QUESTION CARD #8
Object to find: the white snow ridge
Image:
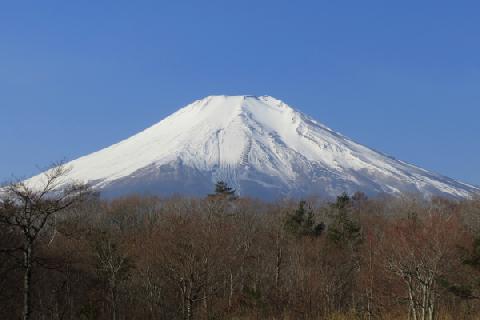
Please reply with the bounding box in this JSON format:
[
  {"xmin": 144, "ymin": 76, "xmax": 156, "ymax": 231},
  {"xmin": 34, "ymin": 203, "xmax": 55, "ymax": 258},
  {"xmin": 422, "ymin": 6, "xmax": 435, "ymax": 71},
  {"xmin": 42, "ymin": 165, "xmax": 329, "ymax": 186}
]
[{"xmin": 27, "ymin": 95, "xmax": 480, "ymax": 199}]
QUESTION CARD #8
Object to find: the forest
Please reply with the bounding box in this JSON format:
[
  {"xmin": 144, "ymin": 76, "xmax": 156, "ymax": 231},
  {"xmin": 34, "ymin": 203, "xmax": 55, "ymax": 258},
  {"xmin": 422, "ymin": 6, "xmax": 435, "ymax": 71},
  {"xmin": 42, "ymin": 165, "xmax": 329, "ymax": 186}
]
[{"xmin": 2, "ymin": 167, "xmax": 480, "ymax": 320}]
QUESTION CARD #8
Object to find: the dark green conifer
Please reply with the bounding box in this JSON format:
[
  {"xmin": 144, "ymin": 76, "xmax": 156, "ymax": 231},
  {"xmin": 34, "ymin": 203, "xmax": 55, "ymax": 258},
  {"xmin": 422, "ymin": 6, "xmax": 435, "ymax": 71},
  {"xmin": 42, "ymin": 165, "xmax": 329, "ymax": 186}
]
[
  {"xmin": 327, "ymin": 193, "xmax": 362, "ymax": 246},
  {"xmin": 284, "ymin": 200, "xmax": 324, "ymax": 237},
  {"xmin": 208, "ymin": 180, "xmax": 237, "ymax": 200}
]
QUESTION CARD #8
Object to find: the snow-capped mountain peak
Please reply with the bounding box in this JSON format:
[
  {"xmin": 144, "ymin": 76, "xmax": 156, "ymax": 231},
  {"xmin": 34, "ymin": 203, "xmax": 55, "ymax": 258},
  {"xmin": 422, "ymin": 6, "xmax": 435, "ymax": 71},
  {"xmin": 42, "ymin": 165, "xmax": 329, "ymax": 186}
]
[{"xmin": 26, "ymin": 95, "xmax": 479, "ymax": 199}]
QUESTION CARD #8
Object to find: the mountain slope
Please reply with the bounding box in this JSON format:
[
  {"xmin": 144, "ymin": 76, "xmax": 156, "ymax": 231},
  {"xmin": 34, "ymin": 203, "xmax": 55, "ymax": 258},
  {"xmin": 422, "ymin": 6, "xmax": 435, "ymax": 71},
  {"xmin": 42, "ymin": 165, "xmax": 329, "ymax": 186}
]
[{"xmin": 27, "ymin": 95, "xmax": 479, "ymax": 199}]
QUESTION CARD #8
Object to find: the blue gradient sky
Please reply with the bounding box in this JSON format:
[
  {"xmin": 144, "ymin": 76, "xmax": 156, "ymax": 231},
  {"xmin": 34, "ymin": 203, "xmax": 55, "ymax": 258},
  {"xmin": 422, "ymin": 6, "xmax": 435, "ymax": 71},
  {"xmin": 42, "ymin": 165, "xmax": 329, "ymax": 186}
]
[{"xmin": 1, "ymin": 1, "xmax": 479, "ymax": 185}]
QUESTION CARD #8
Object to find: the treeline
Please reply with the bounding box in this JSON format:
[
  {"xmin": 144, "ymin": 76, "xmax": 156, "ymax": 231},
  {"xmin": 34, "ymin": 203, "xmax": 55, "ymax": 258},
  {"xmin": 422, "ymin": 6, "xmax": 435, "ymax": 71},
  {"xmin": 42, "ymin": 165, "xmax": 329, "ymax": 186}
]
[{"xmin": 2, "ymin": 178, "xmax": 480, "ymax": 319}]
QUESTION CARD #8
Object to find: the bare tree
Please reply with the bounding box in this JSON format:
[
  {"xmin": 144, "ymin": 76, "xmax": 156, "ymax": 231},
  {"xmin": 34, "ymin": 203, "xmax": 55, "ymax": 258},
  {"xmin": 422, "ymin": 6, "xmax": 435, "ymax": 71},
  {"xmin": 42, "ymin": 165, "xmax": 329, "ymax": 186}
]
[
  {"xmin": 382, "ymin": 210, "xmax": 465, "ymax": 320},
  {"xmin": 92, "ymin": 231, "xmax": 134, "ymax": 320},
  {"xmin": 0, "ymin": 163, "xmax": 90, "ymax": 320}
]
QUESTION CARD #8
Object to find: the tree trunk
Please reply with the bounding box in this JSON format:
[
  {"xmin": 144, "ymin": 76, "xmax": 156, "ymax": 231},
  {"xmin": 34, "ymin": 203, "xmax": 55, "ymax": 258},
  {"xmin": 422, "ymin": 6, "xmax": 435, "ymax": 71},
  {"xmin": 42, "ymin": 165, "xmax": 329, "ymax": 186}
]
[
  {"xmin": 23, "ymin": 243, "xmax": 33, "ymax": 320},
  {"xmin": 275, "ymin": 245, "xmax": 282, "ymax": 290},
  {"xmin": 366, "ymin": 288, "xmax": 372, "ymax": 320},
  {"xmin": 421, "ymin": 283, "xmax": 427, "ymax": 320},
  {"xmin": 111, "ymin": 286, "xmax": 117, "ymax": 320},
  {"xmin": 181, "ymin": 282, "xmax": 193, "ymax": 320},
  {"xmin": 185, "ymin": 298, "xmax": 193, "ymax": 320},
  {"xmin": 407, "ymin": 280, "xmax": 418, "ymax": 320},
  {"xmin": 228, "ymin": 271, "xmax": 233, "ymax": 309},
  {"xmin": 427, "ymin": 280, "xmax": 435, "ymax": 320},
  {"xmin": 203, "ymin": 289, "xmax": 208, "ymax": 319}
]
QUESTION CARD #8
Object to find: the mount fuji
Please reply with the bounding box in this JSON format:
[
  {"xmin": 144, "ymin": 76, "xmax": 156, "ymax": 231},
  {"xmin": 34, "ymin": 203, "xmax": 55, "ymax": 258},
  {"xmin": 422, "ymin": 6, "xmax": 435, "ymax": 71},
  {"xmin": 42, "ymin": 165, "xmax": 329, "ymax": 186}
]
[{"xmin": 27, "ymin": 95, "xmax": 479, "ymax": 199}]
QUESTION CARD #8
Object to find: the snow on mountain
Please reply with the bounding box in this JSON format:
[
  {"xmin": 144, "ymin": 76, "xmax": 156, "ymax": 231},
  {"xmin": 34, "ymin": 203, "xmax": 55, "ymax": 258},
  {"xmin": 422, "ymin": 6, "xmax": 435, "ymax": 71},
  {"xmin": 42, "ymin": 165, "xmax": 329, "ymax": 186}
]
[{"xmin": 26, "ymin": 95, "xmax": 479, "ymax": 199}]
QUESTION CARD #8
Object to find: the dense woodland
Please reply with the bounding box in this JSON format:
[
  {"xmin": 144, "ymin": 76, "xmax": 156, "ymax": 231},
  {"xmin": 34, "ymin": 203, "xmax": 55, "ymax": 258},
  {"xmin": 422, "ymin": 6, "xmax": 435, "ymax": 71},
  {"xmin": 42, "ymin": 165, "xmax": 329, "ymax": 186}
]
[{"xmin": 2, "ymin": 167, "xmax": 480, "ymax": 319}]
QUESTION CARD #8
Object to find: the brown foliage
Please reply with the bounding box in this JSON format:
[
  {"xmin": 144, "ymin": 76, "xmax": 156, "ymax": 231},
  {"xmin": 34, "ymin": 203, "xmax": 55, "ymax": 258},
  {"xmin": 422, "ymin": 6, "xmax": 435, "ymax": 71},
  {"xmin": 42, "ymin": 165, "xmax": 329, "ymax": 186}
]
[{"xmin": 1, "ymin": 191, "xmax": 480, "ymax": 319}]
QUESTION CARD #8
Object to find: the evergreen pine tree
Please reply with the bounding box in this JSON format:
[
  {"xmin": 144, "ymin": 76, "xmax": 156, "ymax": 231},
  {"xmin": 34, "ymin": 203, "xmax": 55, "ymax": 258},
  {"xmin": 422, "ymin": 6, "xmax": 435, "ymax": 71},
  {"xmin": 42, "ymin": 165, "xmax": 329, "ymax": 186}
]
[
  {"xmin": 215, "ymin": 181, "xmax": 235, "ymax": 195},
  {"xmin": 208, "ymin": 180, "xmax": 237, "ymax": 200},
  {"xmin": 327, "ymin": 193, "xmax": 362, "ymax": 246},
  {"xmin": 284, "ymin": 200, "xmax": 324, "ymax": 237}
]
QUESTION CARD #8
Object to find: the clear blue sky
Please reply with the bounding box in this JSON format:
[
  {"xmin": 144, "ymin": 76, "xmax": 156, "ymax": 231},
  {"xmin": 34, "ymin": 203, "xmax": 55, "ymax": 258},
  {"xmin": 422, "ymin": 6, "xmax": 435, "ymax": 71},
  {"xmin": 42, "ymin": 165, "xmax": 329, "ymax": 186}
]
[{"xmin": 1, "ymin": 1, "xmax": 479, "ymax": 185}]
